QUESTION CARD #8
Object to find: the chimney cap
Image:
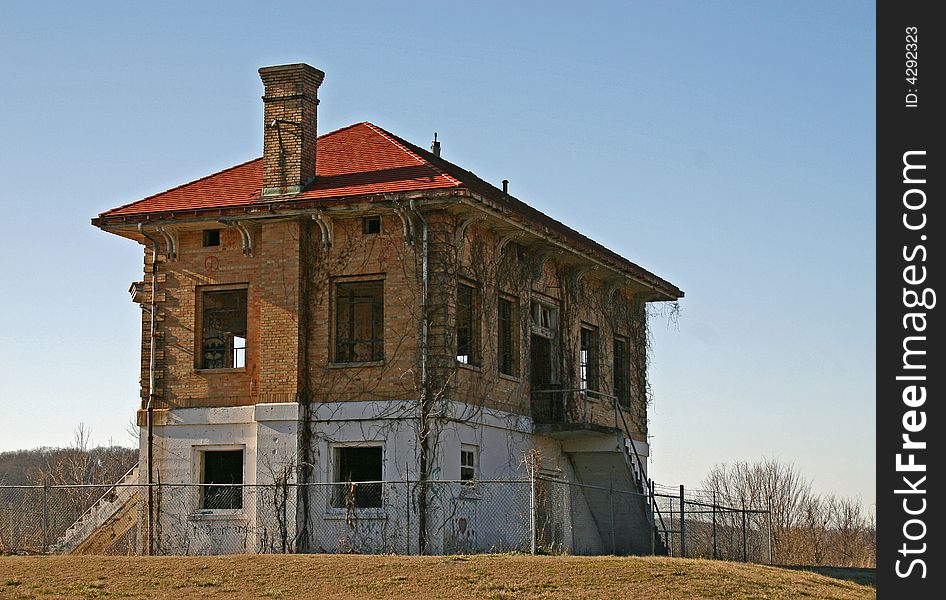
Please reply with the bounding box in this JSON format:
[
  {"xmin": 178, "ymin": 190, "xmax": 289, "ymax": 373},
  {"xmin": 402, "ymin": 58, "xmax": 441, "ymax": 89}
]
[{"xmin": 259, "ymin": 63, "xmax": 325, "ymax": 86}]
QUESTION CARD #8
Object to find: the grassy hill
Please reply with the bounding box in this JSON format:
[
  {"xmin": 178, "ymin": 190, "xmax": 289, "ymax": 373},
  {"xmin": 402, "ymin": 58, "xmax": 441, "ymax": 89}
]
[{"xmin": 0, "ymin": 554, "xmax": 874, "ymax": 599}]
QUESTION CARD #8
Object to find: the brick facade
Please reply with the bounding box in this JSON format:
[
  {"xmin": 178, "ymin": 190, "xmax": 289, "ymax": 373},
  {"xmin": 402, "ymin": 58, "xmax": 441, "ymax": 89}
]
[{"xmin": 136, "ymin": 203, "xmax": 649, "ymax": 441}]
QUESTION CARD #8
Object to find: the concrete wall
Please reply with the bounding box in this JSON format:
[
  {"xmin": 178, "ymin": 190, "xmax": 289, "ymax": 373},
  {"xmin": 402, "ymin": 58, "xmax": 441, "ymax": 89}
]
[{"xmin": 139, "ymin": 403, "xmax": 300, "ymax": 554}]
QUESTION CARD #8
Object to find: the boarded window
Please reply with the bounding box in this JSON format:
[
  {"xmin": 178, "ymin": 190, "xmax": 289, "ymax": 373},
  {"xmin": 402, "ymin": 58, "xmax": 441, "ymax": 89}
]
[
  {"xmin": 201, "ymin": 450, "xmax": 243, "ymax": 510},
  {"xmin": 579, "ymin": 327, "xmax": 599, "ymax": 392},
  {"xmin": 333, "ymin": 446, "xmax": 382, "ymax": 508},
  {"xmin": 456, "ymin": 282, "xmax": 481, "ymax": 365},
  {"xmin": 498, "ymin": 296, "xmax": 520, "ymax": 377},
  {"xmin": 613, "ymin": 337, "xmax": 629, "ymax": 407},
  {"xmin": 200, "ymin": 289, "xmax": 247, "ymax": 369},
  {"xmin": 335, "ymin": 280, "xmax": 384, "ymax": 363}
]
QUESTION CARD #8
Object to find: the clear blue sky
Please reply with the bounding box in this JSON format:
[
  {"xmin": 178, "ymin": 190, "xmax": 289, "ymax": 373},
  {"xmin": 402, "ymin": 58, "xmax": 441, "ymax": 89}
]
[{"xmin": 0, "ymin": 2, "xmax": 875, "ymax": 507}]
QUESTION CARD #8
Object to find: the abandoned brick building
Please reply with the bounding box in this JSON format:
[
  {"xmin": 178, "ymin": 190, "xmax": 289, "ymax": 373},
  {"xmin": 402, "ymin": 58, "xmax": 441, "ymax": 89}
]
[{"xmin": 89, "ymin": 63, "xmax": 683, "ymax": 555}]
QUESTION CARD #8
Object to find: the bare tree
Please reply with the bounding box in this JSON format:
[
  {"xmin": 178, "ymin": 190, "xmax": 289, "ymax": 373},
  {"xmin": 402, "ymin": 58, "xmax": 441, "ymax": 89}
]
[{"xmin": 701, "ymin": 458, "xmax": 875, "ymax": 567}]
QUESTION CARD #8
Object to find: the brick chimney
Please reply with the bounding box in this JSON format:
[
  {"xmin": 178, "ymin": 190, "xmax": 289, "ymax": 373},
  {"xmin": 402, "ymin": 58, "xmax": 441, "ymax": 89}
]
[{"xmin": 259, "ymin": 63, "xmax": 325, "ymax": 197}]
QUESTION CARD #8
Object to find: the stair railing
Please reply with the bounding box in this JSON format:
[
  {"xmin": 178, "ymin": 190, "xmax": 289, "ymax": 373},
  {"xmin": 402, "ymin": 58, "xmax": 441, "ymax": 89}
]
[{"xmin": 62, "ymin": 463, "xmax": 139, "ymax": 535}]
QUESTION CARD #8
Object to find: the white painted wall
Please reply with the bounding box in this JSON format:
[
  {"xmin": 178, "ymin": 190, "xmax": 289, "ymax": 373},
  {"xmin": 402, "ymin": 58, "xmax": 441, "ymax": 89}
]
[
  {"xmin": 136, "ymin": 399, "xmax": 652, "ymax": 555},
  {"xmin": 138, "ymin": 403, "xmax": 300, "ymax": 554}
]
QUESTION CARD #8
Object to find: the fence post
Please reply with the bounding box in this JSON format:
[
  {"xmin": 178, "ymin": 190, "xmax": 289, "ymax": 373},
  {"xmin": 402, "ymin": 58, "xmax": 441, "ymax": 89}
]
[
  {"xmin": 529, "ymin": 457, "xmax": 537, "ymax": 555},
  {"xmin": 609, "ymin": 478, "xmax": 615, "ymax": 555},
  {"xmin": 648, "ymin": 478, "xmax": 655, "ymax": 555},
  {"xmin": 767, "ymin": 496, "xmax": 774, "ymax": 564},
  {"xmin": 41, "ymin": 479, "xmax": 49, "ymax": 554},
  {"xmin": 405, "ymin": 474, "xmax": 411, "ymax": 555},
  {"xmin": 679, "ymin": 484, "xmax": 686, "ymax": 558},
  {"xmin": 712, "ymin": 490, "xmax": 718, "ymax": 560},
  {"xmin": 741, "ymin": 498, "xmax": 748, "ymax": 562}
]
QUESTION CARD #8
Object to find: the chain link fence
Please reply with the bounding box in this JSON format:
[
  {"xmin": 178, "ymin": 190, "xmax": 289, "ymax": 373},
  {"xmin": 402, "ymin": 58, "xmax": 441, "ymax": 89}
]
[
  {"xmin": 1, "ymin": 477, "xmax": 770, "ymax": 561},
  {"xmin": 651, "ymin": 483, "xmax": 772, "ymax": 563}
]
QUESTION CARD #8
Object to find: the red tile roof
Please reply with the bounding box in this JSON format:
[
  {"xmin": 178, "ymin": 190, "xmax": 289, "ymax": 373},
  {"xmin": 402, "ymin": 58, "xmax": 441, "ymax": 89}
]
[
  {"xmin": 99, "ymin": 122, "xmax": 461, "ymax": 217},
  {"xmin": 96, "ymin": 121, "xmax": 682, "ymax": 299}
]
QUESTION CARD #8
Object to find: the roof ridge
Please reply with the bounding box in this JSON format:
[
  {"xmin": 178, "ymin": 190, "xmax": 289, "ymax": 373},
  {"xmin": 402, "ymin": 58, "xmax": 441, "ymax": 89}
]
[
  {"xmin": 317, "ymin": 121, "xmax": 370, "ymax": 139},
  {"xmin": 98, "ymin": 156, "xmax": 263, "ymax": 217},
  {"xmin": 362, "ymin": 122, "xmax": 462, "ymax": 187}
]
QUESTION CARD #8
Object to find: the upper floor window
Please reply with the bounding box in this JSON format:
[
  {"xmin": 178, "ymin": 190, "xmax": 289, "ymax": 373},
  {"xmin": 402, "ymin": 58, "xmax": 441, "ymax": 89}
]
[
  {"xmin": 579, "ymin": 326, "xmax": 599, "ymax": 392},
  {"xmin": 498, "ymin": 296, "xmax": 520, "ymax": 377},
  {"xmin": 200, "ymin": 288, "xmax": 247, "ymax": 369},
  {"xmin": 362, "ymin": 216, "xmax": 382, "ymax": 234},
  {"xmin": 613, "ymin": 336, "xmax": 629, "ymax": 407},
  {"xmin": 456, "ymin": 281, "xmax": 481, "ymax": 366},
  {"xmin": 335, "ymin": 280, "xmax": 384, "ymax": 363},
  {"xmin": 202, "ymin": 229, "xmax": 221, "ymax": 247},
  {"xmin": 531, "ymin": 302, "xmax": 558, "ymax": 338}
]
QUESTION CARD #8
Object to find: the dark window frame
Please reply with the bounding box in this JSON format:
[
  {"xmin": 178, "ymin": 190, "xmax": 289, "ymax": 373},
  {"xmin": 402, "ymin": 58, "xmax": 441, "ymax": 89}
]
[
  {"xmin": 456, "ymin": 281, "xmax": 482, "ymax": 366},
  {"xmin": 334, "ymin": 279, "xmax": 385, "ymax": 364},
  {"xmin": 579, "ymin": 326, "xmax": 599, "ymax": 392},
  {"xmin": 613, "ymin": 336, "xmax": 630, "ymax": 408},
  {"xmin": 332, "ymin": 445, "xmax": 383, "ymax": 509},
  {"xmin": 202, "ymin": 229, "xmax": 221, "ymax": 247},
  {"xmin": 198, "ymin": 286, "xmax": 248, "ymax": 370},
  {"xmin": 362, "ymin": 216, "xmax": 382, "ymax": 235},
  {"xmin": 199, "ymin": 448, "xmax": 244, "ymax": 510},
  {"xmin": 498, "ymin": 295, "xmax": 520, "ymax": 377}
]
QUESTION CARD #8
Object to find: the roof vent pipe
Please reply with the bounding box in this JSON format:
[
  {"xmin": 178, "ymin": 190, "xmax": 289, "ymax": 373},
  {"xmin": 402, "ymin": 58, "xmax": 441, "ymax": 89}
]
[
  {"xmin": 502, "ymin": 179, "xmax": 509, "ymax": 195},
  {"xmin": 430, "ymin": 132, "xmax": 441, "ymax": 157}
]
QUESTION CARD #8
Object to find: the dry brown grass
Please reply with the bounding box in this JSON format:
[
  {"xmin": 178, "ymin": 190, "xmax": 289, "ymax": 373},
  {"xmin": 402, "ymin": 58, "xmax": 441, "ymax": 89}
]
[{"xmin": 0, "ymin": 554, "xmax": 875, "ymax": 599}]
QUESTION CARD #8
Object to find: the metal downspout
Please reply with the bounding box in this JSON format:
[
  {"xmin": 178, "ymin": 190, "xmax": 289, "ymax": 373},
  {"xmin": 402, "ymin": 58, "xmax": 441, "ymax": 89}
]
[
  {"xmin": 409, "ymin": 201, "xmax": 428, "ymax": 394},
  {"xmin": 137, "ymin": 223, "xmax": 159, "ymax": 556},
  {"xmin": 409, "ymin": 200, "xmax": 429, "ymax": 553}
]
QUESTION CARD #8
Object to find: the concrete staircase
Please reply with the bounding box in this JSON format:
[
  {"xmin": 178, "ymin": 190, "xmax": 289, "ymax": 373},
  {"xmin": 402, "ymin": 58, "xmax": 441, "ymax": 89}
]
[
  {"xmin": 55, "ymin": 464, "xmax": 140, "ymax": 554},
  {"xmin": 566, "ymin": 437, "xmax": 668, "ymax": 555}
]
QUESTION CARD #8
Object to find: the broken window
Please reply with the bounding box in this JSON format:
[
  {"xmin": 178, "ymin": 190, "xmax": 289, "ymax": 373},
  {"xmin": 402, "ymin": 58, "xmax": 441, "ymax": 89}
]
[
  {"xmin": 362, "ymin": 216, "xmax": 381, "ymax": 234},
  {"xmin": 200, "ymin": 288, "xmax": 248, "ymax": 369},
  {"xmin": 498, "ymin": 296, "xmax": 520, "ymax": 377},
  {"xmin": 531, "ymin": 302, "xmax": 557, "ymax": 336},
  {"xmin": 333, "ymin": 446, "xmax": 382, "ymax": 509},
  {"xmin": 530, "ymin": 301, "xmax": 560, "ymax": 388},
  {"xmin": 335, "ymin": 280, "xmax": 384, "ymax": 363},
  {"xmin": 579, "ymin": 327, "xmax": 599, "ymax": 392},
  {"xmin": 202, "ymin": 229, "xmax": 221, "ymax": 247},
  {"xmin": 200, "ymin": 449, "xmax": 243, "ymax": 510},
  {"xmin": 460, "ymin": 444, "xmax": 478, "ymax": 485},
  {"xmin": 456, "ymin": 282, "xmax": 481, "ymax": 366},
  {"xmin": 613, "ymin": 336, "xmax": 629, "ymax": 407}
]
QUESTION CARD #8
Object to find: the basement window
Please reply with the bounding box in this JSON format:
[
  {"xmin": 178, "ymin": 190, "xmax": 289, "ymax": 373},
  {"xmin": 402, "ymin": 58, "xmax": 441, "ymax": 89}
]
[
  {"xmin": 200, "ymin": 288, "xmax": 248, "ymax": 369},
  {"xmin": 456, "ymin": 282, "xmax": 481, "ymax": 366},
  {"xmin": 335, "ymin": 280, "xmax": 385, "ymax": 363},
  {"xmin": 497, "ymin": 296, "xmax": 520, "ymax": 377},
  {"xmin": 613, "ymin": 336, "xmax": 630, "ymax": 408},
  {"xmin": 579, "ymin": 326, "xmax": 599, "ymax": 392},
  {"xmin": 332, "ymin": 446, "xmax": 383, "ymax": 509},
  {"xmin": 200, "ymin": 449, "xmax": 243, "ymax": 510},
  {"xmin": 202, "ymin": 229, "xmax": 221, "ymax": 247},
  {"xmin": 460, "ymin": 444, "xmax": 478, "ymax": 484},
  {"xmin": 362, "ymin": 216, "xmax": 382, "ymax": 234}
]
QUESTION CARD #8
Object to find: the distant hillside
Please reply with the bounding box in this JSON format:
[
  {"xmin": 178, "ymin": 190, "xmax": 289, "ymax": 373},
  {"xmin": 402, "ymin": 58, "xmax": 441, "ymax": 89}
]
[{"xmin": 0, "ymin": 445, "xmax": 137, "ymax": 486}]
